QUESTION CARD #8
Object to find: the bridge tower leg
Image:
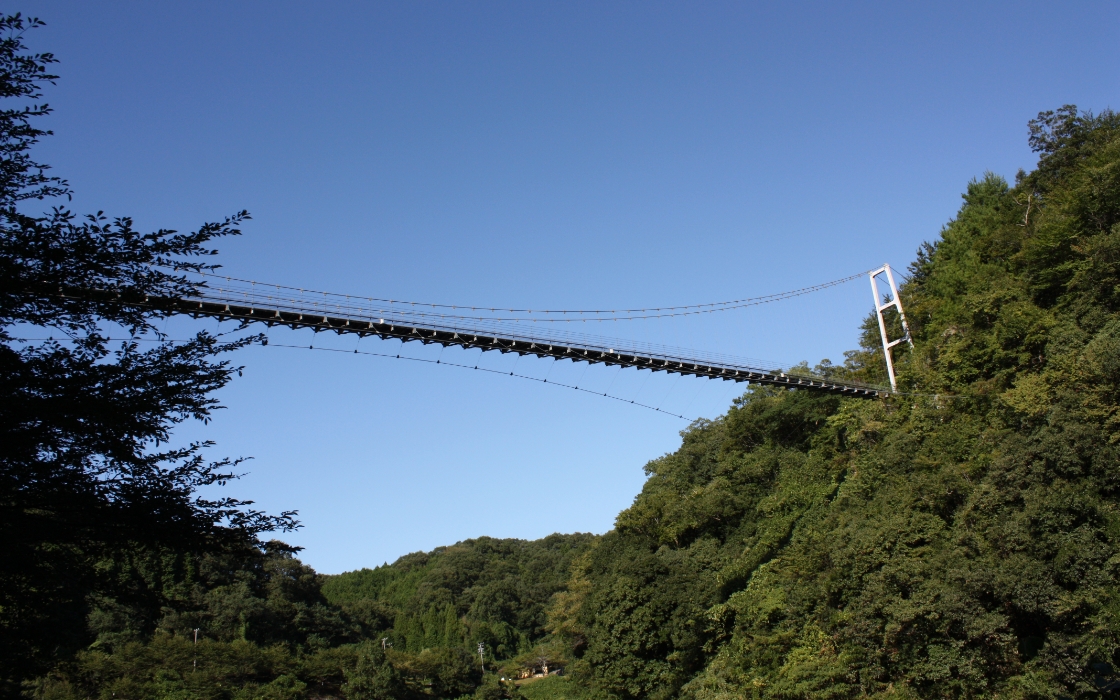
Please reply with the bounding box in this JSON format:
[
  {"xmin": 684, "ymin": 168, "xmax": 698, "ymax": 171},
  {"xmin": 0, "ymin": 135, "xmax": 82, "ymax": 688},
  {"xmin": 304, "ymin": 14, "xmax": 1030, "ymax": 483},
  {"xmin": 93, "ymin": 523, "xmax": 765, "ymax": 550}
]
[{"xmin": 869, "ymin": 263, "xmax": 912, "ymax": 393}]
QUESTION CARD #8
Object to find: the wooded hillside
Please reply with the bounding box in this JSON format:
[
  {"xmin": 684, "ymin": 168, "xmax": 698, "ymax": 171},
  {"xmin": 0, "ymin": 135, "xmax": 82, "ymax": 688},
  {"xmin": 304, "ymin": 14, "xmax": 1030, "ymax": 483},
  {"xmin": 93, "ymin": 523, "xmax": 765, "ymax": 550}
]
[
  {"xmin": 322, "ymin": 534, "xmax": 597, "ymax": 660},
  {"xmin": 556, "ymin": 106, "xmax": 1120, "ymax": 699},
  {"xmin": 7, "ymin": 13, "xmax": 1120, "ymax": 698}
]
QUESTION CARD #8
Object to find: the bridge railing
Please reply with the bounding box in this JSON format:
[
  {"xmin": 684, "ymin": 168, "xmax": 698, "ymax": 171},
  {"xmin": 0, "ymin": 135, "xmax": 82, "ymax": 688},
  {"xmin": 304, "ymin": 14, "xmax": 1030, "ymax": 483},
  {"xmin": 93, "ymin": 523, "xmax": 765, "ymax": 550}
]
[
  {"xmin": 28, "ymin": 283, "xmax": 891, "ymax": 399},
  {"xmin": 179, "ymin": 288, "xmax": 890, "ymax": 399}
]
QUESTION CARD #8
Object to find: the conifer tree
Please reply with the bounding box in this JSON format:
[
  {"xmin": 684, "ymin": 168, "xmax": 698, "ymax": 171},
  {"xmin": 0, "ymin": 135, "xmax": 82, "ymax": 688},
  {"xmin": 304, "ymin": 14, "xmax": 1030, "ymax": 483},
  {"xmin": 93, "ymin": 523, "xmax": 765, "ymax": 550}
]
[{"xmin": 0, "ymin": 14, "xmax": 295, "ymax": 692}]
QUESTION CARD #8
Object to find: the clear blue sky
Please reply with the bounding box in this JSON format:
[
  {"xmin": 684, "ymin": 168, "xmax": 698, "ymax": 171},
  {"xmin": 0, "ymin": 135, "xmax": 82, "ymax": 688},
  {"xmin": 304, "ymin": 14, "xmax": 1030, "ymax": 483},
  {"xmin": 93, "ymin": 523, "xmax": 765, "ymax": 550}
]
[{"xmin": 20, "ymin": 1, "xmax": 1118, "ymax": 573}]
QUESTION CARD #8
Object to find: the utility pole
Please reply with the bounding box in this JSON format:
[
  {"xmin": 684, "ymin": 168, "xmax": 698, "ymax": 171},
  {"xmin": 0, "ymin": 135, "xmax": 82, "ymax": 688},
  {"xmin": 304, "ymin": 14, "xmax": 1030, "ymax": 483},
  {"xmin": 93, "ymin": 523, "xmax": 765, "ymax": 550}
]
[
  {"xmin": 477, "ymin": 642, "xmax": 486, "ymax": 672},
  {"xmin": 868, "ymin": 263, "xmax": 912, "ymax": 392}
]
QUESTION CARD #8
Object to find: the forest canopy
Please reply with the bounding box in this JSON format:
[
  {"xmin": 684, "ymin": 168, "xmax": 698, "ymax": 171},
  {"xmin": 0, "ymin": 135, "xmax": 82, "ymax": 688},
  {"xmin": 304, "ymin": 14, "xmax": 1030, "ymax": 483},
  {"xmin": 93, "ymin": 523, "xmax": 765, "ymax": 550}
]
[
  {"xmin": 5, "ymin": 12, "xmax": 1120, "ymax": 700},
  {"xmin": 559, "ymin": 105, "xmax": 1120, "ymax": 700}
]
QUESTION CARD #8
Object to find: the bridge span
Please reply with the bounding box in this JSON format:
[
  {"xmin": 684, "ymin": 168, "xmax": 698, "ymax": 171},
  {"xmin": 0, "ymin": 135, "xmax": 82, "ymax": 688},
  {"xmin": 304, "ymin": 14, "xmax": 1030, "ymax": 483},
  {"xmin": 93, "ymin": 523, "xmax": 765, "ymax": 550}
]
[{"xmin": 114, "ymin": 284, "xmax": 889, "ymax": 399}]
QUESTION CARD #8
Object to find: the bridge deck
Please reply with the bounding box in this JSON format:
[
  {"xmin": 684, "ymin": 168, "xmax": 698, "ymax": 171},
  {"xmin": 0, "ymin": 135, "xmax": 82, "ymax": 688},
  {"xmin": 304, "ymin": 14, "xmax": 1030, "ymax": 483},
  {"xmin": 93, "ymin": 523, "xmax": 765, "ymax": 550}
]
[
  {"xmin": 34, "ymin": 284, "xmax": 887, "ymax": 398},
  {"xmin": 166, "ymin": 295, "xmax": 888, "ymax": 399}
]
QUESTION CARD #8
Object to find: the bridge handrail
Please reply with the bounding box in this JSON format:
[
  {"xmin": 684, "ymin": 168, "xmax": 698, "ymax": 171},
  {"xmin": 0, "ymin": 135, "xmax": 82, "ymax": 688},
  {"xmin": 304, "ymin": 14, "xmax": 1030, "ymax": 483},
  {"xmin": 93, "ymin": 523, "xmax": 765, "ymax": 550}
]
[{"xmin": 28, "ymin": 284, "xmax": 891, "ymax": 399}]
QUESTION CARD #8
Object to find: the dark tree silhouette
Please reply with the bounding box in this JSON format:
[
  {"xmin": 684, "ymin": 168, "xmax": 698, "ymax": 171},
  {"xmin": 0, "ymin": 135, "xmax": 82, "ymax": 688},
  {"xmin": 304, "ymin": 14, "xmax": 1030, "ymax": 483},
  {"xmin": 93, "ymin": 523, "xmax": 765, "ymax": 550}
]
[{"xmin": 0, "ymin": 14, "xmax": 295, "ymax": 692}]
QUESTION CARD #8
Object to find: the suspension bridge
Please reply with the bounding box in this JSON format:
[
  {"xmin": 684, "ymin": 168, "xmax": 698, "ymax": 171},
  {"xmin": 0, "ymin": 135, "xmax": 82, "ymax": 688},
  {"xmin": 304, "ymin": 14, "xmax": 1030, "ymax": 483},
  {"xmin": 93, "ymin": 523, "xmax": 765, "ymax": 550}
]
[{"xmin": 46, "ymin": 265, "xmax": 912, "ymax": 402}]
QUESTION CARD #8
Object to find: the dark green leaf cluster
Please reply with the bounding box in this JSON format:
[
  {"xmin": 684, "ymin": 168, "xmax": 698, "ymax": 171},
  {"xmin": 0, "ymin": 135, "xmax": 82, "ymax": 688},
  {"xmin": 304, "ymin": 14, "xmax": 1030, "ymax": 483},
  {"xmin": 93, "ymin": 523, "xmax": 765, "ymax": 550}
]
[
  {"xmin": 31, "ymin": 537, "xmax": 594, "ymax": 700},
  {"xmin": 552, "ymin": 107, "xmax": 1120, "ymax": 699},
  {"xmin": 323, "ymin": 534, "xmax": 598, "ymax": 660},
  {"xmin": 0, "ymin": 15, "xmax": 296, "ymax": 694},
  {"xmin": 11, "ymin": 11, "xmax": 1120, "ymax": 699}
]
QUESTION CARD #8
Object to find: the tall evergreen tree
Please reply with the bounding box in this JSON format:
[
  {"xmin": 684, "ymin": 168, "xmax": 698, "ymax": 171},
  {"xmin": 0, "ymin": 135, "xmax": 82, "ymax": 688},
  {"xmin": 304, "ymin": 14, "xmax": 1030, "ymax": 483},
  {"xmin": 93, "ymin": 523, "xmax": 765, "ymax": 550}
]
[{"xmin": 0, "ymin": 14, "xmax": 295, "ymax": 694}]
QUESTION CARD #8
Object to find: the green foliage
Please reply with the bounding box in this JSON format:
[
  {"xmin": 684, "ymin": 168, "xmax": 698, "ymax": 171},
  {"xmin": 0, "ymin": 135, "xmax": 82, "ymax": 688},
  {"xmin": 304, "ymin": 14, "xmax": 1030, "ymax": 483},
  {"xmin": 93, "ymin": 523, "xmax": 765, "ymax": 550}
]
[
  {"xmin": 341, "ymin": 643, "xmax": 407, "ymax": 700},
  {"xmin": 108, "ymin": 542, "xmax": 358, "ymax": 650},
  {"xmin": 31, "ymin": 536, "xmax": 593, "ymax": 699},
  {"xmin": 519, "ymin": 676, "xmax": 600, "ymax": 700},
  {"xmin": 554, "ymin": 106, "xmax": 1120, "ymax": 699},
  {"xmin": 324, "ymin": 534, "xmax": 597, "ymax": 659},
  {"xmin": 474, "ymin": 674, "xmax": 526, "ymax": 700},
  {"xmin": 11, "ymin": 10, "xmax": 1120, "ymax": 698},
  {"xmin": 0, "ymin": 14, "xmax": 295, "ymax": 694},
  {"xmin": 30, "ymin": 636, "xmax": 307, "ymax": 700}
]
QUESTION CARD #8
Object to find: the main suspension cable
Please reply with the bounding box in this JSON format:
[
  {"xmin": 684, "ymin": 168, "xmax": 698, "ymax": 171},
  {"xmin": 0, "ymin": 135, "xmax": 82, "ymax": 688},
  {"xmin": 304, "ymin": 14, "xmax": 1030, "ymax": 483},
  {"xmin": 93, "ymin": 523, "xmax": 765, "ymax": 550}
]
[{"xmin": 181, "ymin": 268, "xmax": 871, "ymax": 323}]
